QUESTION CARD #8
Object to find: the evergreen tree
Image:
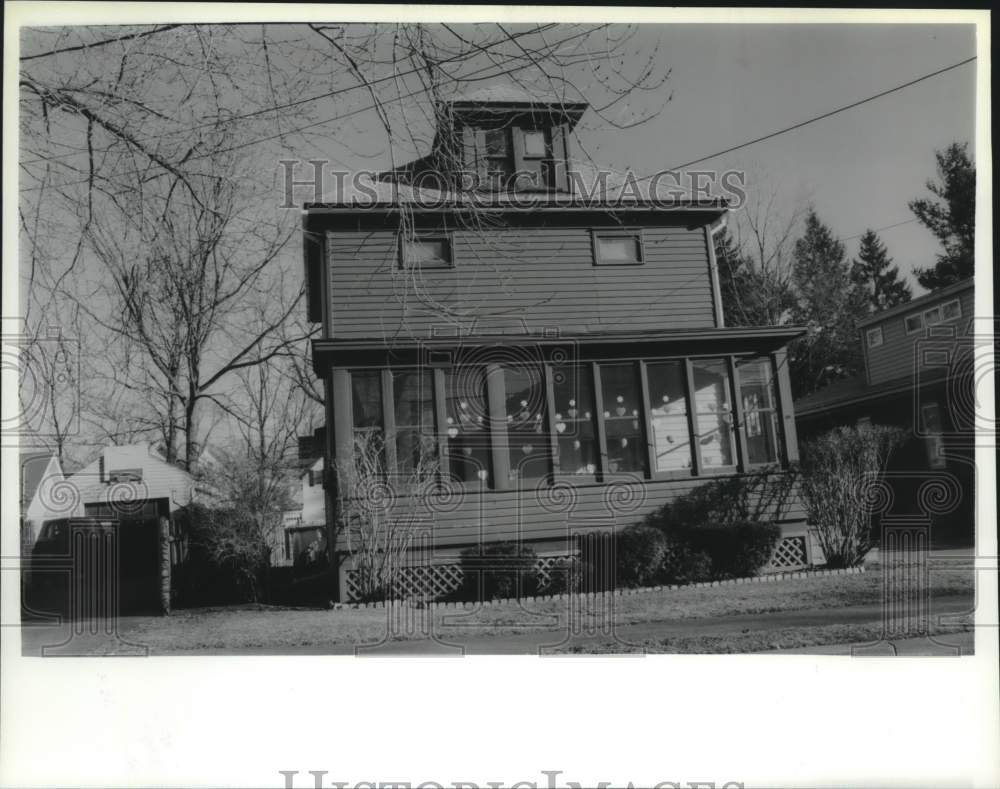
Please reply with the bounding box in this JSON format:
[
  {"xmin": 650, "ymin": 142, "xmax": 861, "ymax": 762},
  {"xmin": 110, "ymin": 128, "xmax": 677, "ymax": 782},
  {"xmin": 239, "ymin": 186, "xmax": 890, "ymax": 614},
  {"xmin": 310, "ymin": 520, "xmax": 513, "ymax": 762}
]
[
  {"xmin": 790, "ymin": 210, "xmax": 869, "ymax": 397},
  {"xmin": 909, "ymin": 142, "xmax": 975, "ymax": 290},
  {"xmin": 850, "ymin": 229, "xmax": 912, "ymax": 311}
]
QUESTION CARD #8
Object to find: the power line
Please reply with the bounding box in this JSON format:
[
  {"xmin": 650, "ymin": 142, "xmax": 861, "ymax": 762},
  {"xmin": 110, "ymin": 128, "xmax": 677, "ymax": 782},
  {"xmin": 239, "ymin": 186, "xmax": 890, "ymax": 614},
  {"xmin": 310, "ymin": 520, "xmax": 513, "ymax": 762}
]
[
  {"xmin": 842, "ymin": 218, "xmax": 919, "ymax": 243},
  {"xmin": 662, "ymin": 56, "xmax": 976, "ymax": 172},
  {"xmin": 20, "ymin": 25, "xmax": 185, "ymax": 61}
]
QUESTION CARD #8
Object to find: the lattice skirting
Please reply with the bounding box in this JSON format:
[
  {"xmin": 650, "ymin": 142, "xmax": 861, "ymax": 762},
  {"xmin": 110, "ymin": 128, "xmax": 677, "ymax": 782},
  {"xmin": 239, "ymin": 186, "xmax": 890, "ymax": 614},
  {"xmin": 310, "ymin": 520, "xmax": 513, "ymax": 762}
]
[
  {"xmin": 344, "ymin": 555, "xmax": 572, "ymax": 603},
  {"xmin": 345, "ymin": 536, "xmax": 812, "ymax": 601},
  {"xmin": 767, "ymin": 535, "xmax": 808, "ymax": 571}
]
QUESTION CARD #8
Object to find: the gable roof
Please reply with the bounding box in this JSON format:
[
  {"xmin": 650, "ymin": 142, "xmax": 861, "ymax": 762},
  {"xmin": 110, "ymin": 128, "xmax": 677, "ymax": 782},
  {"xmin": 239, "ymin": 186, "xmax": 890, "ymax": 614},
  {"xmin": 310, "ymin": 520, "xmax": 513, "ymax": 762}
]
[{"xmin": 857, "ymin": 277, "xmax": 973, "ymax": 328}]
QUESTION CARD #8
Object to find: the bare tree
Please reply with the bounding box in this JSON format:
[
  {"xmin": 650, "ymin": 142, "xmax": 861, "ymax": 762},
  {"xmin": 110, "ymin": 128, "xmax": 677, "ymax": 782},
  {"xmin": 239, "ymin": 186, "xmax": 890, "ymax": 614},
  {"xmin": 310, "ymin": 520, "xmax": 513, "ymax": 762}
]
[
  {"xmin": 336, "ymin": 428, "xmax": 440, "ymax": 602},
  {"xmin": 718, "ymin": 185, "xmax": 804, "ymax": 327}
]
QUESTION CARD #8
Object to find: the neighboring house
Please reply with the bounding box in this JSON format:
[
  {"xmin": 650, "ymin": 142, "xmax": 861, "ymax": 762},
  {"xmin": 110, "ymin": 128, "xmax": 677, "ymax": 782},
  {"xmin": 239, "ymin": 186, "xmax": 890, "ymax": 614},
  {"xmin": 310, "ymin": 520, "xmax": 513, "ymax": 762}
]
[
  {"xmin": 279, "ymin": 456, "xmax": 327, "ymax": 568},
  {"xmin": 304, "ymin": 87, "xmax": 815, "ymax": 601},
  {"xmin": 19, "ymin": 451, "xmax": 68, "ymax": 547},
  {"xmin": 68, "ymin": 443, "xmax": 199, "ymax": 519},
  {"xmin": 795, "ymin": 277, "xmax": 976, "ymax": 544}
]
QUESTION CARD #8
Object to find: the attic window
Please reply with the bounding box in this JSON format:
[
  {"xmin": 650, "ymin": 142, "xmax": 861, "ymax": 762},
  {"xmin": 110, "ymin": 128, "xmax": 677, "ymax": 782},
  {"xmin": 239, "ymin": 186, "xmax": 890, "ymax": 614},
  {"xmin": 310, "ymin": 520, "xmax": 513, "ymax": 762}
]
[
  {"xmin": 866, "ymin": 327, "xmax": 884, "ymax": 348},
  {"xmin": 400, "ymin": 236, "xmax": 452, "ymax": 269},
  {"xmin": 593, "ymin": 231, "xmax": 644, "ymax": 266},
  {"xmin": 523, "ymin": 130, "xmax": 547, "ymax": 157}
]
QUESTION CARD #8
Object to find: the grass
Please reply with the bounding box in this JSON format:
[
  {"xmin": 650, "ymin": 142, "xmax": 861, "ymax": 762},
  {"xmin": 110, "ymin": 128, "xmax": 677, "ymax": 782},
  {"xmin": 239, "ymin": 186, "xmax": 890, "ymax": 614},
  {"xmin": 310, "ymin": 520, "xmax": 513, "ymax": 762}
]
[
  {"xmin": 560, "ymin": 622, "xmax": 976, "ymax": 654},
  {"xmin": 21, "ymin": 557, "xmax": 975, "ymax": 655}
]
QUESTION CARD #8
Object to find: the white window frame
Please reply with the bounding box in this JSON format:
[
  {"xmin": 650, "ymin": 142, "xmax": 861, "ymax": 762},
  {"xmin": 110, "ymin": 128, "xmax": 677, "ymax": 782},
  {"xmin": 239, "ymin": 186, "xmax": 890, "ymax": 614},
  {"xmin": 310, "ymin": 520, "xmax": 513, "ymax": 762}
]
[{"xmin": 866, "ymin": 326, "xmax": 884, "ymax": 348}]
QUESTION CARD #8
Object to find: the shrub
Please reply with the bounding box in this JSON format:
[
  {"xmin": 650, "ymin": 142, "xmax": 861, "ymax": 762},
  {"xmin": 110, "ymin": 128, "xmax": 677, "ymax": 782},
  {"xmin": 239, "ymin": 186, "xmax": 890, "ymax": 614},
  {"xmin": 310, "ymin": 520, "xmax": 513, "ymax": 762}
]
[
  {"xmin": 615, "ymin": 525, "xmax": 714, "ymax": 588},
  {"xmin": 644, "ymin": 467, "xmax": 798, "ymax": 532},
  {"xmin": 800, "ymin": 424, "xmax": 907, "ymax": 568},
  {"xmin": 679, "ymin": 520, "xmax": 781, "ymax": 579},
  {"xmin": 543, "ymin": 555, "xmax": 589, "ymax": 595},
  {"xmin": 615, "ymin": 525, "xmax": 670, "ymax": 588},
  {"xmin": 659, "ymin": 538, "xmax": 713, "ymax": 585},
  {"xmin": 459, "ymin": 542, "xmax": 539, "ymax": 601},
  {"xmin": 173, "ymin": 504, "xmax": 273, "ymax": 605}
]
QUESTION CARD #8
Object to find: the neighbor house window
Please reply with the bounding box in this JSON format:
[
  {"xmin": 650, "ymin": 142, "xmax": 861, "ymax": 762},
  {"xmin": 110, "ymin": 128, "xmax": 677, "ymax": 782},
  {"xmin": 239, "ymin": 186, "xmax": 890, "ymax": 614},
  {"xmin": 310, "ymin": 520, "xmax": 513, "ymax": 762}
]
[
  {"xmin": 443, "ymin": 368, "xmax": 492, "ymax": 486},
  {"xmin": 736, "ymin": 357, "xmax": 781, "ymax": 466},
  {"xmin": 691, "ymin": 359, "xmax": 735, "ymax": 469},
  {"xmin": 867, "ymin": 326, "xmax": 884, "ymax": 348},
  {"xmin": 502, "ymin": 364, "xmax": 550, "ymax": 482},
  {"xmin": 941, "ymin": 299, "xmax": 962, "ymax": 320},
  {"xmin": 905, "ymin": 299, "xmax": 962, "ymax": 334},
  {"xmin": 598, "ymin": 363, "xmax": 647, "ymax": 475},
  {"xmin": 593, "ymin": 231, "xmax": 643, "ymax": 266},
  {"xmin": 645, "ymin": 361, "xmax": 693, "ymax": 473},
  {"xmin": 391, "ymin": 370, "xmax": 437, "ymax": 476},
  {"xmin": 400, "ymin": 236, "xmax": 452, "ymax": 269},
  {"xmin": 552, "ymin": 365, "xmax": 599, "ymax": 479}
]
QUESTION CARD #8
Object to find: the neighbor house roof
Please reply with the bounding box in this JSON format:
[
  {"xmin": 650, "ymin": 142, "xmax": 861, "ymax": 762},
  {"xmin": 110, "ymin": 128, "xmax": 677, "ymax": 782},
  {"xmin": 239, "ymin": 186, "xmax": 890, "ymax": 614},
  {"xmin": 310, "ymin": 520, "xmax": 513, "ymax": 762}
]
[
  {"xmin": 857, "ymin": 277, "xmax": 974, "ymax": 328},
  {"xmin": 794, "ymin": 366, "xmax": 952, "ymax": 418}
]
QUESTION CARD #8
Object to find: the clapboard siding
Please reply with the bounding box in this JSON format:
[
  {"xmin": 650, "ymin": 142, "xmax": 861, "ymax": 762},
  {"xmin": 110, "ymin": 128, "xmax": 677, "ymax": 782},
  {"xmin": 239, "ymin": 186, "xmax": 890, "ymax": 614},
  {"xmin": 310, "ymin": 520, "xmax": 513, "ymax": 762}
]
[
  {"xmin": 334, "ymin": 474, "xmax": 806, "ymax": 552},
  {"xmin": 326, "ymin": 225, "xmax": 716, "ymax": 340},
  {"xmin": 864, "ymin": 285, "xmax": 975, "ymax": 386}
]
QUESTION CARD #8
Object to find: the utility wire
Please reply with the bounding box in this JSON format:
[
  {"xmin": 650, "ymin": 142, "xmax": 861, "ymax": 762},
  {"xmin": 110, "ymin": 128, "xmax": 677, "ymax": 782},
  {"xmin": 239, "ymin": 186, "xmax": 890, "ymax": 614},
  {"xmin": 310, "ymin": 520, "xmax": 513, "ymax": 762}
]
[{"xmin": 662, "ymin": 56, "xmax": 976, "ymax": 173}]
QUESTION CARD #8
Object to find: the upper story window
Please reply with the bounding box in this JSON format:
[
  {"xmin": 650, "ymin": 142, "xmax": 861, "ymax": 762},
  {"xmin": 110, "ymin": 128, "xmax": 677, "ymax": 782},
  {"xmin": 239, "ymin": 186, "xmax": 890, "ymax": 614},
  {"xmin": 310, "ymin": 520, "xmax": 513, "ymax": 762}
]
[
  {"xmin": 484, "ymin": 128, "xmax": 513, "ymax": 188},
  {"xmin": 518, "ymin": 129, "xmax": 550, "ymax": 190},
  {"xmin": 593, "ymin": 231, "xmax": 644, "ymax": 266},
  {"xmin": 904, "ymin": 298, "xmax": 962, "ymax": 334},
  {"xmin": 400, "ymin": 235, "xmax": 452, "ymax": 269},
  {"xmin": 866, "ymin": 326, "xmax": 884, "ymax": 348}
]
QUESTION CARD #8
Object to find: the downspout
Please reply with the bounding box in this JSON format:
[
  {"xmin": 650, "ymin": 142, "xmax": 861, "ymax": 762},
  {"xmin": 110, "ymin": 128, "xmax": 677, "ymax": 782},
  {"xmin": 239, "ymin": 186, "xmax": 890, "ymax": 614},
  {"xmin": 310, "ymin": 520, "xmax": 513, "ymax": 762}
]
[{"xmin": 706, "ymin": 214, "xmax": 727, "ymax": 329}]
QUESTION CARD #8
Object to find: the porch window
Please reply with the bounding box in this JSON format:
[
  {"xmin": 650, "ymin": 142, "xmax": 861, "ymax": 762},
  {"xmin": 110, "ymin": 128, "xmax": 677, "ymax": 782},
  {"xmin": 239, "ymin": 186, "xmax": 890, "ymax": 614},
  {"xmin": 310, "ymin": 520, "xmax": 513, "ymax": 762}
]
[
  {"xmin": 598, "ymin": 363, "xmax": 648, "ymax": 475},
  {"xmin": 350, "ymin": 370, "xmax": 384, "ymax": 461},
  {"xmin": 645, "ymin": 361, "xmax": 694, "ymax": 473},
  {"xmin": 691, "ymin": 359, "xmax": 735, "ymax": 469},
  {"xmin": 502, "ymin": 364, "xmax": 550, "ymax": 482},
  {"xmin": 443, "ymin": 368, "xmax": 492, "ymax": 486},
  {"xmin": 391, "ymin": 370, "xmax": 437, "ymax": 477},
  {"xmin": 552, "ymin": 365, "xmax": 599, "ymax": 479},
  {"xmin": 736, "ymin": 357, "xmax": 781, "ymax": 466}
]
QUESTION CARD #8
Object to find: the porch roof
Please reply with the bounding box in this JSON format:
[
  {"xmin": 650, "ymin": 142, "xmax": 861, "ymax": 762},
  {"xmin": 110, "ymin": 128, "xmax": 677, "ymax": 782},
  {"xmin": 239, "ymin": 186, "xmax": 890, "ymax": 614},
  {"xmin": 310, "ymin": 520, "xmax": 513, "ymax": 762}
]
[{"xmin": 312, "ymin": 325, "xmax": 805, "ymax": 373}]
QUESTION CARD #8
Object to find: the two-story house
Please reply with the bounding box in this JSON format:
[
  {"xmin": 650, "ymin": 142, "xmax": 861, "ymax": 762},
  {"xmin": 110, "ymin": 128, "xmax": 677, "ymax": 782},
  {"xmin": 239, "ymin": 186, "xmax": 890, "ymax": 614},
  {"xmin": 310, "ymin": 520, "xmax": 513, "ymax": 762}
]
[
  {"xmin": 795, "ymin": 277, "xmax": 976, "ymax": 544},
  {"xmin": 304, "ymin": 87, "xmax": 815, "ymax": 602}
]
